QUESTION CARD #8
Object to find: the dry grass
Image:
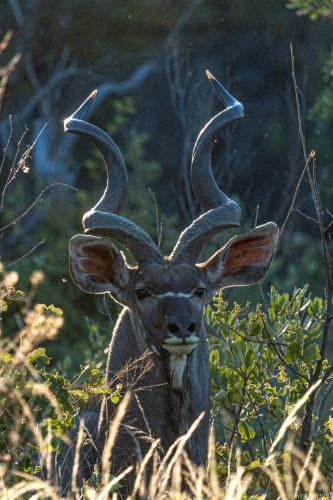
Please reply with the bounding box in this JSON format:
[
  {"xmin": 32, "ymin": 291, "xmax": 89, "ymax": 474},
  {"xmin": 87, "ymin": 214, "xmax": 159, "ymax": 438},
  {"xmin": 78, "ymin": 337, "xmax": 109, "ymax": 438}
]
[
  {"xmin": 0, "ymin": 371, "xmax": 331, "ymax": 499},
  {"xmin": 1, "ymin": 434, "xmax": 331, "ymax": 499}
]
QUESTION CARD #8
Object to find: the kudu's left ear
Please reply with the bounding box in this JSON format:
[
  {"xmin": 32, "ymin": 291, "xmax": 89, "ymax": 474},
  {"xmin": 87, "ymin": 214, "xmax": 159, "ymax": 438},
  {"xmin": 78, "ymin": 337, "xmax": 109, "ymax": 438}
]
[
  {"xmin": 198, "ymin": 222, "xmax": 279, "ymax": 289},
  {"xmin": 69, "ymin": 234, "xmax": 131, "ymax": 302}
]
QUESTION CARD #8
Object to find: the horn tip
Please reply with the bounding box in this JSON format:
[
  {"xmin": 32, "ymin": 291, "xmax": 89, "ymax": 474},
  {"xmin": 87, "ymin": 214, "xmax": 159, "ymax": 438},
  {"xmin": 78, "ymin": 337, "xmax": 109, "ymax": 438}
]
[
  {"xmin": 205, "ymin": 69, "xmax": 214, "ymax": 80},
  {"xmin": 63, "ymin": 89, "xmax": 98, "ymax": 131},
  {"xmin": 88, "ymin": 89, "xmax": 98, "ymax": 99}
]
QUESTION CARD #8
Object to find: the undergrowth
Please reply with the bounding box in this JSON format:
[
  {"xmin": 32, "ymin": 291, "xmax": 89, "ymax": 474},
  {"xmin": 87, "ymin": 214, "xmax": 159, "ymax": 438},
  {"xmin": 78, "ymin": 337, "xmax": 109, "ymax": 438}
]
[{"xmin": 0, "ymin": 264, "xmax": 332, "ymax": 499}]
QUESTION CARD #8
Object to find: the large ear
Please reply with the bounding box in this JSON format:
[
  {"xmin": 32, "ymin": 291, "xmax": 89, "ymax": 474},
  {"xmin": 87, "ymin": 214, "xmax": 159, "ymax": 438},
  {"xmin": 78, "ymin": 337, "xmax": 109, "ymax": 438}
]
[
  {"xmin": 199, "ymin": 222, "xmax": 278, "ymax": 289},
  {"xmin": 69, "ymin": 234, "xmax": 131, "ymax": 301}
]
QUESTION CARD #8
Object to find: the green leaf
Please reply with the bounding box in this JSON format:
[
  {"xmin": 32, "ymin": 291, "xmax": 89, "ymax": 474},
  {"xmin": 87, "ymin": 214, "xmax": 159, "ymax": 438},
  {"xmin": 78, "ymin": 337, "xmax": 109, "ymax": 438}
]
[
  {"xmin": 238, "ymin": 421, "xmax": 256, "ymax": 442},
  {"xmin": 307, "ymin": 323, "xmax": 323, "ymax": 340},
  {"xmin": 69, "ymin": 389, "xmax": 89, "ymax": 402},
  {"xmin": 1, "ymin": 352, "xmax": 12, "ymax": 363},
  {"xmin": 12, "ymin": 290, "xmax": 25, "ymax": 301},
  {"xmin": 303, "ymin": 343, "xmax": 321, "ymax": 364},
  {"xmin": 285, "ymin": 342, "xmax": 301, "ymax": 364},
  {"xmin": 111, "ymin": 394, "xmax": 120, "ymax": 404},
  {"xmin": 0, "ymin": 300, "xmax": 8, "ymax": 313},
  {"xmin": 247, "ymin": 459, "xmax": 261, "ymax": 470},
  {"xmin": 46, "ymin": 304, "xmax": 63, "ymax": 316},
  {"xmin": 210, "ymin": 349, "xmax": 220, "ymax": 365},
  {"xmin": 245, "ymin": 349, "xmax": 255, "ymax": 367},
  {"xmin": 27, "ymin": 347, "xmax": 48, "ymax": 363}
]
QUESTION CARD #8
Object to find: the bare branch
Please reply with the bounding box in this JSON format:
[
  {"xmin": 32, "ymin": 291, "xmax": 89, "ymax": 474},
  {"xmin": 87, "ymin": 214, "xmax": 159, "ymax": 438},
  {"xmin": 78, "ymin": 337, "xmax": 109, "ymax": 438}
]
[
  {"xmin": 5, "ymin": 239, "xmax": 45, "ymax": 269},
  {"xmin": 277, "ymin": 151, "xmax": 313, "ymax": 247},
  {"xmin": 0, "ymin": 123, "xmax": 47, "ymax": 212},
  {"xmin": 0, "ymin": 182, "xmax": 77, "ymax": 233},
  {"xmin": 0, "ymin": 53, "xmax": 22, "ymax": 113},
  {"xmin": 290, "ymin": 44, "xmax": 333, "ymax": 449}
]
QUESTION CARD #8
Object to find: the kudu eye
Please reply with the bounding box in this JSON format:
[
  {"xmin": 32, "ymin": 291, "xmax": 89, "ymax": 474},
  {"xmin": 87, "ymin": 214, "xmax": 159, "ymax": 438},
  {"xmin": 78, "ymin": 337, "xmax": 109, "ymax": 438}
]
[
  {"xmin": 195, "ymin": 287, "xmax": 205, "ymax": 298},
  {"xmin": 136, "ymin": 288, "xmax": 149, "ymax": 300}
]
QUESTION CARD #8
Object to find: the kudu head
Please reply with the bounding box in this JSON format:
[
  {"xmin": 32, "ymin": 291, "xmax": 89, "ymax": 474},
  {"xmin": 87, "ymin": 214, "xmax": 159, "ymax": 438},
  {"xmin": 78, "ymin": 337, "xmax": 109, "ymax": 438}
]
[{"xmin": 65, "ymin": 71, "xmax": 278, "ymax": 388}]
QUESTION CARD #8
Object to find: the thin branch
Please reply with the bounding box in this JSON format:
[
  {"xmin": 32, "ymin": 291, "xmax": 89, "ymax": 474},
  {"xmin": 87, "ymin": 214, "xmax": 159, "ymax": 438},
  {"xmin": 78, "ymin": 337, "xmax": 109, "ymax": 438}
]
[
  {"xmin": 261, "ymin": 316, "xmax": 309, "ymax": 383},
  {"xmin": 0, "ymin": 31, "xmax": 13, "ymax": 56},
  {"xmin": 293, "ymin": 208, "xmax": 318, "ymax": 225},
  {"xmin": 290, "ymin": 44, "xmax": 308, "ymax": 162},
  {"xmin": 290, "ymin": 44, "xmax": 333, "ymax": 449},
  {"xmin": 0, "ymin": 182, "xmax": 77, "ymax": 233},
  {"xmin": 5, "ymin": 239, "xmax": 45, "ymax": 269},
  {"xmin": 312, "ymin": 155, "xmax": 333, "ymax": 364},
  {"xmin": 254, "ymin": 204, "xmax": 259, "ymax": 227},
  {"xmin": 0, "ymin": 53, "xmax": 22, "ymax": 113},
  {"xmin": 211, "ymin": 323, "xmax": 286, "ymax": 347},
  {"xmin": 148, "ymin": 188, "xmax": 163, "ymax": 249},
  {"xmin": 278, "ymin": 151, "xmax": 313, "ymax": 246},
  {"xmin": 0, "ymin": 115, "xmax": 13, "ymax": 178},
  {"xmin": 7, "ymin": 65, "xmax": 77, "ymax": 125},
  {"xmin": 0, "ymin": 123, "xmax": 47, "ymax": 212}
]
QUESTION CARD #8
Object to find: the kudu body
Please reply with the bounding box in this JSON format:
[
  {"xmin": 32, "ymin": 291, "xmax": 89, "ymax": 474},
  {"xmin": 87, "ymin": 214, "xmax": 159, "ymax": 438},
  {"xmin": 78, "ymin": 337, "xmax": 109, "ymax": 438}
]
[{"xmin": 57, "ymin": 72, "xmax": 278, "ymax": 492}]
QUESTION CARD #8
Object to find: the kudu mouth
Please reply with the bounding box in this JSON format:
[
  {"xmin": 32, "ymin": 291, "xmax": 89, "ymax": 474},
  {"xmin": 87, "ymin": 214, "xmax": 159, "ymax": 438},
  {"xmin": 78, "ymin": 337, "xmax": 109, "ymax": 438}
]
[{"xmin": 163, "ymin": 335, "xmax": 200, "ymax": 355}]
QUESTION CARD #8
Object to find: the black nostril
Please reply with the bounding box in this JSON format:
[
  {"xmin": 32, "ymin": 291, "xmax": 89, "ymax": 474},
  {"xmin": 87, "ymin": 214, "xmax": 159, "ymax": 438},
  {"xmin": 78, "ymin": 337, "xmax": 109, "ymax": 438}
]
[
  {"xmin": 188, "ymin": 323, "xmax": 196, "ymax": 333},
  {"xmin": 168, "ymin": 323, "xmax": 180, "ymax": 334}
]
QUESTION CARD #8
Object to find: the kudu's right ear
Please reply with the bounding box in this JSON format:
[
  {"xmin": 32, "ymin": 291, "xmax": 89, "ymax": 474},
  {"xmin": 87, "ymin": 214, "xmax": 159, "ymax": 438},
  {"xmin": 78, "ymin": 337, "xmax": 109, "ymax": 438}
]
[
  {"xmin": 199, "ymin": 222, "xmax": 278, "ymax": 289},
  {"xmin": 69, "ymin": 235, "xmax": 131, "ymax": 301}
]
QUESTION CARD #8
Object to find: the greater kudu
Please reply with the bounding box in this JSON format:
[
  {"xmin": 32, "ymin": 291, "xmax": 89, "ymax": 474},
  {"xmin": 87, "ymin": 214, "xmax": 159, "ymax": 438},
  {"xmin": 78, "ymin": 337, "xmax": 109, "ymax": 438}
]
[{"xmin": 58, "ymin": 71, "xmax": 278, "ymax": 492}]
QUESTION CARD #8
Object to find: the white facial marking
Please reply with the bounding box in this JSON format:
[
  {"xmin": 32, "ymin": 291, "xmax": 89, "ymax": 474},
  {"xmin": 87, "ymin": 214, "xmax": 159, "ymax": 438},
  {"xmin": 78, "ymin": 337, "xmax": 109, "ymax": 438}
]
[
  {"xmin": 154, "ymin": 291, "xmax": 194, "ymax": 299},
  {"xmin": 169, "ymin": 353, "xmax": 187, "ymax": 390},
  {"xmin": 164, "ymin": 335, "xmax": 199, "ymax": 346},
  {"xmin": 182, "ymin": 335, "xmax": 199, "ymax": 345},
  {"xmin": 164, "ymin": 336, "xmax": 184, "ymax": 345},
  {"xmin": 163, "ymin": 343, "xmax": 198, "ymax": 355}
]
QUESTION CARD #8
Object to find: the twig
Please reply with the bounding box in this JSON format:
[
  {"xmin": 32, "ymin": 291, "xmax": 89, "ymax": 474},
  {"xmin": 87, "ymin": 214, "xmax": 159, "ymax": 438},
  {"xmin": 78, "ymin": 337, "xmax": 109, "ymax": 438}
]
[
  {"xmin": 0, "ymin": 53, "xmax": 22, "ymax": 113},
  {"xmin": 0, "ymin": 182, "xmax": 77, "ymax": 233},
  {"xmin": 148, "ymin": 188, "xmax": 163, "ymax": 249},
  {"xmin": 291, "ymin": 44, "xmax": 333, "ymax": 449},
  {"xmin": 293, "ymin": 208, "xmax": 318, "ymax": 224},
  {"xmin": 211, "ymin": 322, "xmax": 286, "ymax": 347},
  {"xmin": 261, "ymin": 316, "xmax": 309, "ymax": 383},
  {"xmin": 0, "ymin": 31, "xmax": 13, "ymax": 56},
  {"xmin": 6, "ymin": 65, "xmax": 77, "ymax": 126},
  {"xmin": 0, "ymin": 115, "xmax": 13, "ymax": 178},
  {"xmin": 254, "ymin": 204, "xmax": 259, "ymax": 227},
  {"xmin": 0, "ymin": 123, "xmax": 47, "ymax": 213},
  {"xmin": 0, "ymin": 125, "xmax": 29, "ymax": 212},
  {"xmin": 5, "ymin": 239, "xmax": 45, "ymax": 269},
  {"xmin": 278, "ymin": 151, "xmax": 313, "ymax": 246},
  {"xmin": 290, "ymin": 44, "xmax": 308, "ymax": 162}
]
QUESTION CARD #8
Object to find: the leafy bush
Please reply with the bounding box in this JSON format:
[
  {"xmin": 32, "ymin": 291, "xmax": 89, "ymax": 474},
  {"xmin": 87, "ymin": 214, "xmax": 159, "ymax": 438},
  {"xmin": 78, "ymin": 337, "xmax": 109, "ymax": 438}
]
[
  {"xmin": 0, "ymin": 264, "xmax": 121, "ymax": 482},
  {"xmin": 207, "ymin": 285, "xmax": 333, "ymax": 485}
]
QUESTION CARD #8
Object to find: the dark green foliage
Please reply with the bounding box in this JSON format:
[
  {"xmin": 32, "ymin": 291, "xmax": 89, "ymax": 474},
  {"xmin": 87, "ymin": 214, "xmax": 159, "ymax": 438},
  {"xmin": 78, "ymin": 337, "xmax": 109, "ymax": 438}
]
[
  {"xmin": 207, "ymin": 286, "xmax": 333, "ymax": 479},
  {"xmin": 287, "ymin": 0, "xmax": 333, "ymax": 19},
  {"xmin": 0, "ymin": 268, "xmax": 123, "ymax": 479}
]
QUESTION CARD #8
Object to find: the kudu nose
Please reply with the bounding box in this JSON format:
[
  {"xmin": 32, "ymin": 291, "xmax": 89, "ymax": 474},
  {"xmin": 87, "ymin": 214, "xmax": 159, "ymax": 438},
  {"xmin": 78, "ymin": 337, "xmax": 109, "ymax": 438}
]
[{"xmin": 167, "ymin": 319, "xmax": 197, "ymax": 339}]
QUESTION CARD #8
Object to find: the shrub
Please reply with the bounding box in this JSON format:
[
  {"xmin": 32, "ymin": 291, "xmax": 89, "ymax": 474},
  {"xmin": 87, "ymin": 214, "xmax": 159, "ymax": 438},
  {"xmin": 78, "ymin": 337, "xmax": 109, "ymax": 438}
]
[
  {"xmin": 0, "ymin": 264, "xmax": 332, "ymax": 497},
  {"xmin": 207, "ymin": 285, "xmax": 333, "ymax": 486}
]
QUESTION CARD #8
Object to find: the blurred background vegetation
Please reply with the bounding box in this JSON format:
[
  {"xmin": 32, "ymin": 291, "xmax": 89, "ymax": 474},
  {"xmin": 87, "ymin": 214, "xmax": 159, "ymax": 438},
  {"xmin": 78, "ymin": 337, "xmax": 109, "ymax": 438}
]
[{"xmin": 0, "ymin": 0, "xmax": 332, "ymax": 372}]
